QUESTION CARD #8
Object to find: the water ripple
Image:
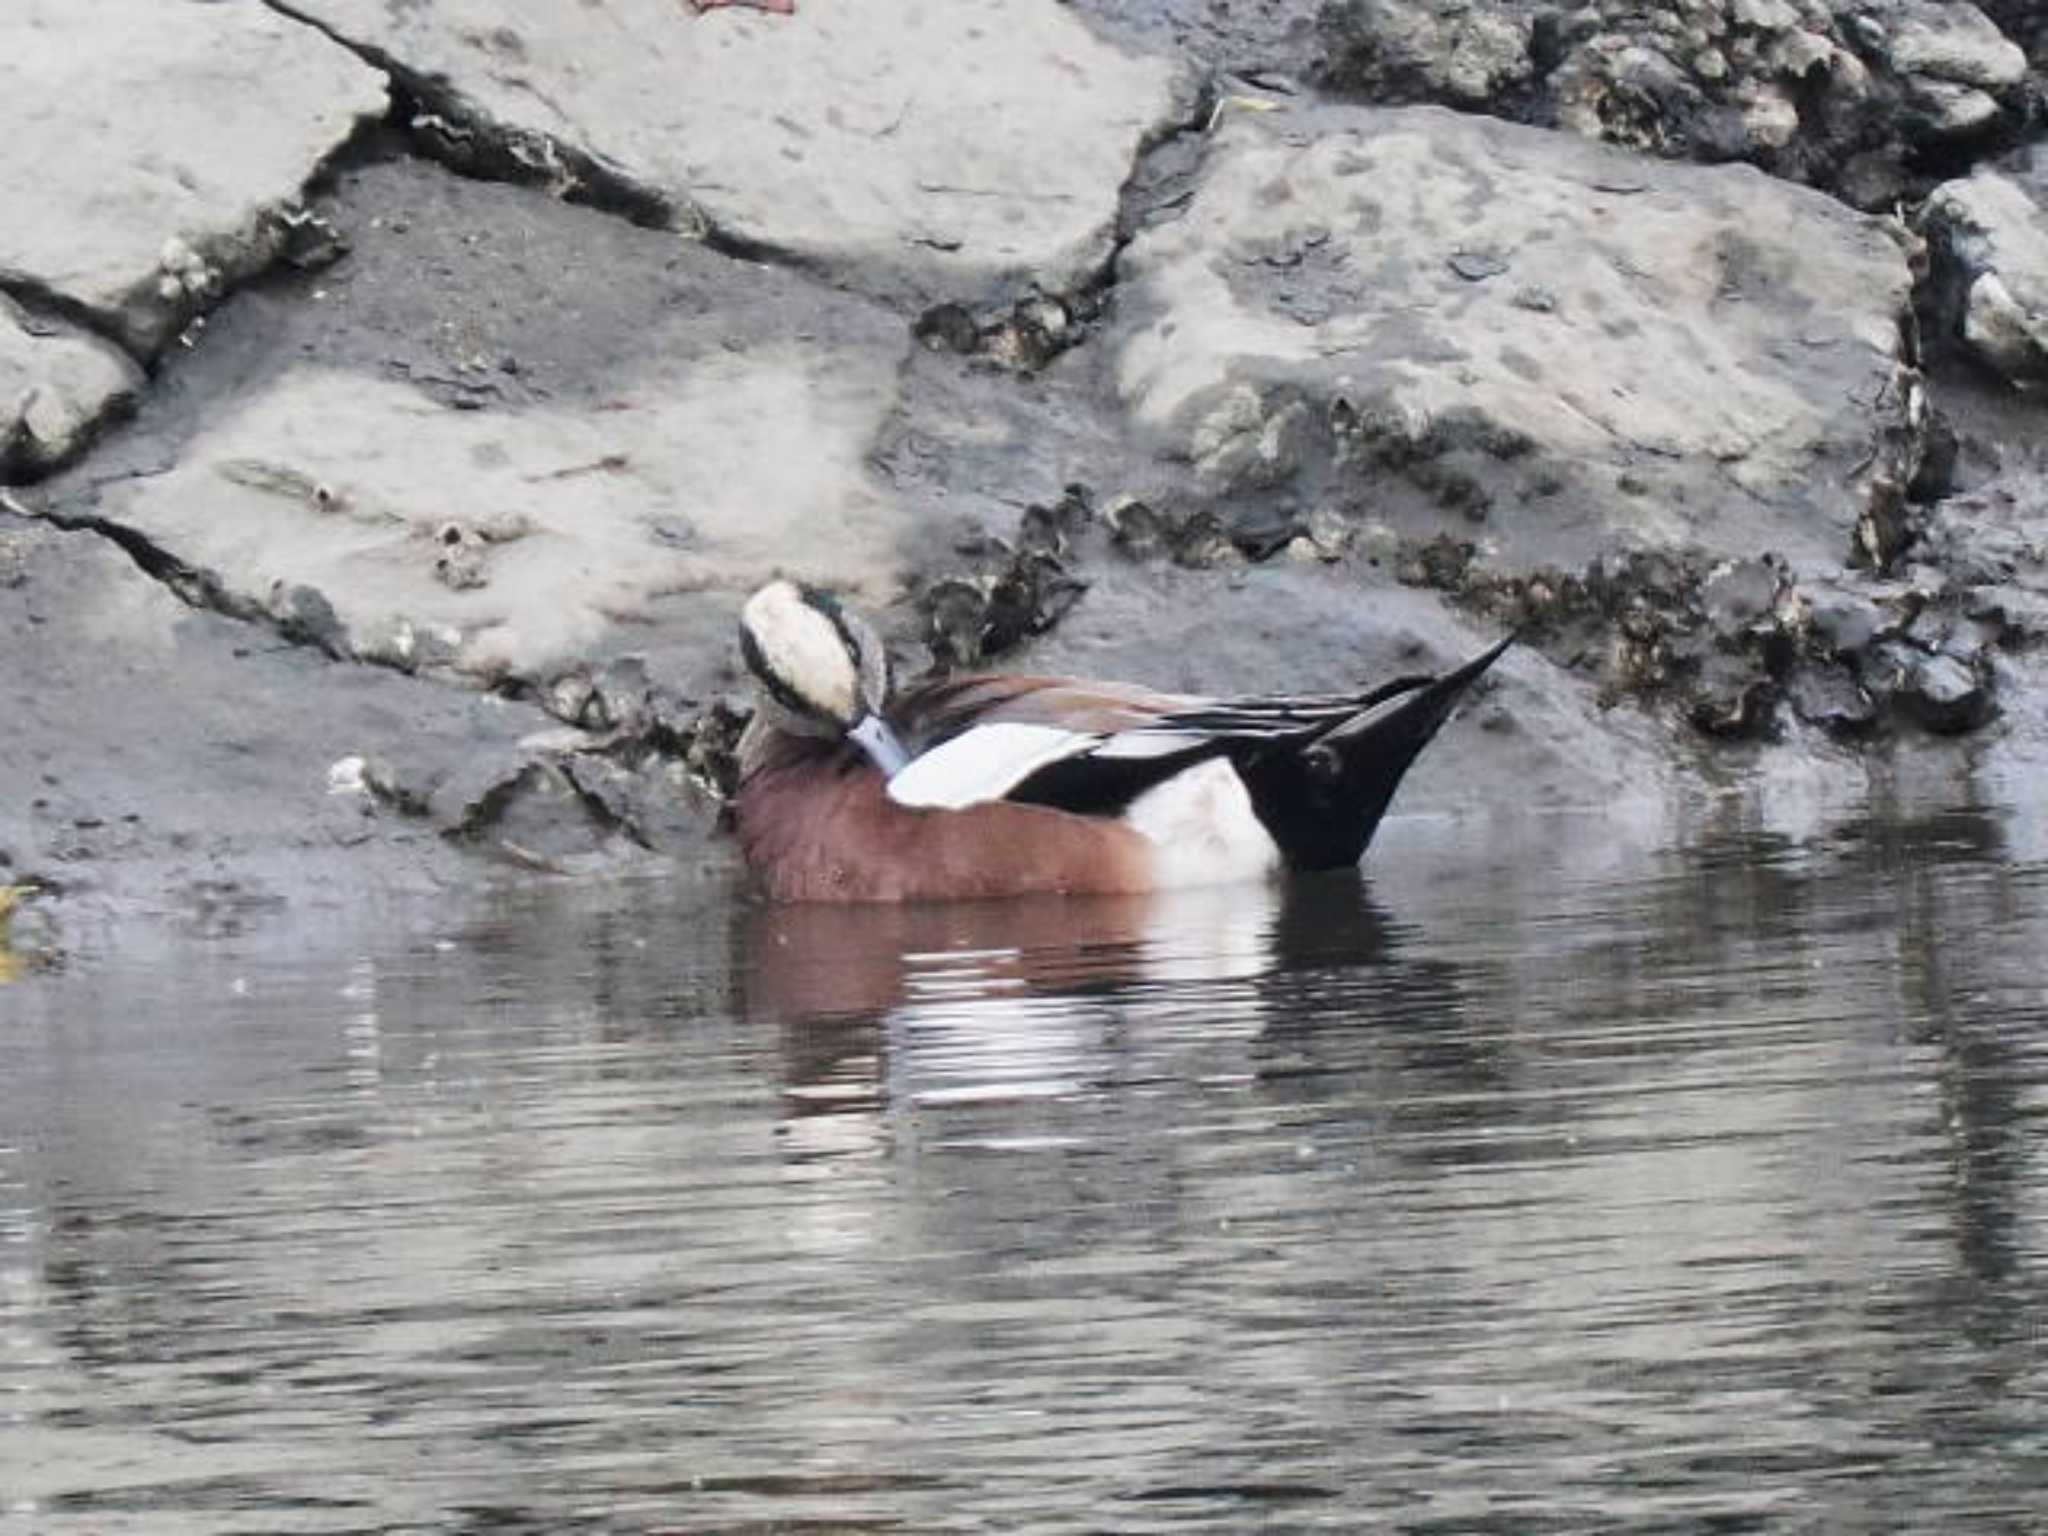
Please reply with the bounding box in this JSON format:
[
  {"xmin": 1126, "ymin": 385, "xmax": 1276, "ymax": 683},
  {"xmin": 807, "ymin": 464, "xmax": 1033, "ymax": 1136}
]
[{"xmin": 3, "ymin": 819, "xmax": 2046, "ymax": 1530}]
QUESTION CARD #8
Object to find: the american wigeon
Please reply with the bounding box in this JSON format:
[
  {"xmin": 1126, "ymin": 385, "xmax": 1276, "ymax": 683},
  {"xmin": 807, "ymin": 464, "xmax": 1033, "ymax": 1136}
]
[{"xmin": 732, "ymin": 579, "xmax": 1510, "ymax": 903}]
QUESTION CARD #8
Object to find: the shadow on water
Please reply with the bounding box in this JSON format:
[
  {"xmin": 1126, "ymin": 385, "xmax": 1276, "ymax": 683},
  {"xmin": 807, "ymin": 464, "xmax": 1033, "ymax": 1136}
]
[{"xmin": 5, "ymin": 807, "xmax": 2048, "ymax": 1531}]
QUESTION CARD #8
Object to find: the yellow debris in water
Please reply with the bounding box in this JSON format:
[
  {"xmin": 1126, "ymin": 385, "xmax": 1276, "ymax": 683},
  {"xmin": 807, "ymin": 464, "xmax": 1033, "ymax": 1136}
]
[{"xmin": 0, "ymin": 887, "xmax": 33, "ymax": 983}]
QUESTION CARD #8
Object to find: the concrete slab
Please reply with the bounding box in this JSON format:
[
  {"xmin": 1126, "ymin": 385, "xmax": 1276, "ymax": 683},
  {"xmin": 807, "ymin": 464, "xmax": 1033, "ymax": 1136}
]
[
  {"xmin": 0, "ymin": 0, "xmax": 386, "ymax": 358},
  {"xmin": 277, "ymin": 0, "xmax": 1188, "ymax": 302},
  {"xmin": 69, "ymin": 160, "xmax": 914, "ymax": 691},
  {"xmin": 1110, "ymin": 104, "xmax": 1918, "ymax": 573},
  {"xmin": 93, "ymin": 342, "xmax": 905, "ymax": 685}
]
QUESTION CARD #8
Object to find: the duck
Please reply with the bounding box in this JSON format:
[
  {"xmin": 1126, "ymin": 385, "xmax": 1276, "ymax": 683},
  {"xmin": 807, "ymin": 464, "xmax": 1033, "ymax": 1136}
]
[{"xmin": 731, "ymin": 579, "xmax": 1510, "ymax": 903}]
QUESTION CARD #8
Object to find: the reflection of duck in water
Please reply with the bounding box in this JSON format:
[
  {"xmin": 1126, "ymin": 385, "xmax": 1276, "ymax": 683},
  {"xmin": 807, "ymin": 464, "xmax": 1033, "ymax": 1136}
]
[
  {"xmin": 731, "ymin": 580, "xmax": 1509, "ymax": 903},
  {"xmin": 742, "ymin": 876, "xmax": 1420, "ymax": 1137},
  {"xmin": 744, "ymin": 884, "xmax": 1282, "ymax": 1025},
  {"xmin": 747, "ymin": 885, "xmax": 1297, "ymax": 1125}
]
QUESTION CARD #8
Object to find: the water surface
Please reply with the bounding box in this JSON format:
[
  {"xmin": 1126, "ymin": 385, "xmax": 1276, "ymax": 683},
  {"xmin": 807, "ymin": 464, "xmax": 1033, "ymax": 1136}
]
[{"xmin": 4, "ymin": 810, "xmax": 2046, "ymax": 1532}]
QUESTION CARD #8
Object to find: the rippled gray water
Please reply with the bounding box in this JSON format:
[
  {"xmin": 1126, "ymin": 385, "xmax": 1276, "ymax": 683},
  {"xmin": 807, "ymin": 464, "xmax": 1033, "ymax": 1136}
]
[{"xmin": 5, "ymin": 810, "xmax": 2047, "ymax": 1533}]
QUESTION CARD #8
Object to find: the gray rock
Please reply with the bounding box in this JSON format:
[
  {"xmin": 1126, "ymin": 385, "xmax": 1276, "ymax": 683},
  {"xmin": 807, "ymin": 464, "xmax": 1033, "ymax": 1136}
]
[
  {"xmin": 1914, "ymin": 473, "xmax": 2048, "ymax": 628},
  {"xmin": 1977, "ymin": 0, "xmax": 2048, "ymax": 66},
  {"xmin": 1062, "ymin": 0, "xmax": 1325, "ymax": 79},
  {"xmin": 1110, "ymin": 104, "xmax": 1917, "ymax": 575},
  {"xmin": 280, "ymin": 0, "xmax": 1190, "ymax": 304},
  {"xmin": 1880, "ymin": 1, "xmax": 2028, "ymax": 88},
  {"xmin": 1702, "ymin": 558, "xmax": 1788, "ymax": 634},
  {"xmin": 1905, "ymin": 78, "xmax": 2005, "ymax": 140},
  {"xmin": 0, "ymin": 302, "xmax": 142, "ymax": 481},
  {"xmin": 0, "ymin": 0, "xmax": 387, "ymax": 358},
  {"xmin": 1924, "ymin": 170, "xmax": 2048, "ymax": 385},
  {"xmin": 1893, "ymin": 649, "xmax": 1992, "ymax": 733},
  {"xmin": 1807, "ymin": 588, "xmax": 1894, "ymax": 656},
  {"xmin": 1787, "ymin": 661, "xmax": 1879, "ymax": 733}
]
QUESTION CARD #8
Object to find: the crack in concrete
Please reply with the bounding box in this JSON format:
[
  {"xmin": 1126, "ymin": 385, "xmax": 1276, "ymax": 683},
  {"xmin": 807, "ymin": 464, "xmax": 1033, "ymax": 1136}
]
[
  {"xmin": 5, "ymin": 484, "xmax": 728, "ymax": 857},
  {"xmin": 905, "ymin": 81, "xmax": 1215, "ymax": 372},
  {"xmin": 0, "ymin": 276, "xmax": 153, "ymax": 370},
  {"xmin": 2, "ymin": 486, "xmax": 264, "ymax": 632},
  {"xmin": 257, "ymin": 0, "xmax": 717, "ymax": 243},
  {"xmin": 255, "ymin": 0, "xmax": 1216, "ymax": 332},
  {"xmin": 5, "ymin": 485, "xmax": 423, "ymax": 674}
]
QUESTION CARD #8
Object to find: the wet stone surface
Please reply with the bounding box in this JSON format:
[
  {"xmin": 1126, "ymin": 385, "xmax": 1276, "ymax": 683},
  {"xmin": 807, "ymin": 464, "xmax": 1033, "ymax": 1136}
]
[{"xmin": 41, "ymin": 157, "xmax": 909, "ymax": 693}]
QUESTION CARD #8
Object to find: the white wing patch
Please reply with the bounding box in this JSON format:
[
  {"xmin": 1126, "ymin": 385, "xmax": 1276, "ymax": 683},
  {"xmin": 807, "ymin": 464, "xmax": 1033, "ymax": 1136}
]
[
  {"xmin": 885, "ymin": 722, "xmax": 1101, "ymax": 810},
  {"xmin": 1090, "ymin": 729, "xmax": 1209, "ymax": 760}
]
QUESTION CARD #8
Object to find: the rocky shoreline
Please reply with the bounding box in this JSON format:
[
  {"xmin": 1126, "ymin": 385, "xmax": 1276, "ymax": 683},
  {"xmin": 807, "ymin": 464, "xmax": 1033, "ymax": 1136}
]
[{"xmin": 3, "ymin": 0, "xmax": 2045, "ymax": 957}]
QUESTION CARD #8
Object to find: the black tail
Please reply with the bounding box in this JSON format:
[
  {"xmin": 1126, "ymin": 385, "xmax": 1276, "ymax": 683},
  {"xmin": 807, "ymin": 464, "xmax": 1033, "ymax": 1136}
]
[{"xmin": 1234, "ymin": 635, "xmax": 1512, "ymax": 871}]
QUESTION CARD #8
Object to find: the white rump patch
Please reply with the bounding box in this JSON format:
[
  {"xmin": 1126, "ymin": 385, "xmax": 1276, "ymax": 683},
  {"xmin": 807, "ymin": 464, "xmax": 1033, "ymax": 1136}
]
[
  {"xmin": 1125, "ymin": 757, "xmax": 1281, "ymax": 889},
  {"xmin": 885, "ymin": 722, "xmax": 1099, "ymax": 810}
]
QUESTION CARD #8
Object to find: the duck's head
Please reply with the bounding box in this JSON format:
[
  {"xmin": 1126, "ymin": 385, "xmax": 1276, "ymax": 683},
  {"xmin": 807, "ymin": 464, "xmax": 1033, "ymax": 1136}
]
[{"xmin": 739, "ymin": 579, "xmax": 911, "ymax": 775}]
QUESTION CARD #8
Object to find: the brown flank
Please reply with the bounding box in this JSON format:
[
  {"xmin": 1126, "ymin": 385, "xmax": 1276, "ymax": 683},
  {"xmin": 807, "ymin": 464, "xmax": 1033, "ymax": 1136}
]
[{"xmin": 734, "ymin": 730, "xmax": 1154, "ymax": 903}]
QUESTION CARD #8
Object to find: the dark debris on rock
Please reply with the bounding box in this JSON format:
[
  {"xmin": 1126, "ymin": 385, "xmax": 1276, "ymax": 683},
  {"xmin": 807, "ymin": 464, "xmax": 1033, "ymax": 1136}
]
[{"xmin": 1316, "ymin": 0, "xmax": 2041, "ymax": 210}]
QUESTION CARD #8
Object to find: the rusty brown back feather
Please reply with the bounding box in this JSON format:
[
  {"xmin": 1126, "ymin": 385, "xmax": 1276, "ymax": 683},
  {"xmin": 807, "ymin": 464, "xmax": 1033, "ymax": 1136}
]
[{"xmin": 892, "ymin": 673, "xmax": 1195, "ymax": 751}]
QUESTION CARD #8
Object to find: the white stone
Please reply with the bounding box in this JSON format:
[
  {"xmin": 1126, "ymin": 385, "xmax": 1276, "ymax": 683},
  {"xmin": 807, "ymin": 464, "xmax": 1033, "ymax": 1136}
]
[
  {"xmin": 326, "ymin": 756, "xmax": 369, "ymax": 795},
  {"xmin": 1962, "ymin": 274, "xmax": 2048, "ymax": 381},
  {"xmin": 1911, "ymin": 79, "xmax": 2003, "ymax": 139},
  {"xmin": 0, "ymin": 305, "xmax": 143, "ymax": 479},
  {"xmin": 0, "ymin": 0, "xmax": 387, "ymax": 357},
  {"xmin": 1732, "ymin": 0, "xmax": 1800, "ymax": 33},
  {"xmin": 281, "ymin": 0, "xmax": 1188, "ymax": 301},
  {"xmin": 1885, "ymin": 2, "xmax": 2027, "ymax": 89},
  {"xmin": 1742, "ymin": 87, "xmax": 1802, "ymax": 150},
  {"xmin": 1927, "ymin": 171, "xmax": 2048, "ymax": 384}
]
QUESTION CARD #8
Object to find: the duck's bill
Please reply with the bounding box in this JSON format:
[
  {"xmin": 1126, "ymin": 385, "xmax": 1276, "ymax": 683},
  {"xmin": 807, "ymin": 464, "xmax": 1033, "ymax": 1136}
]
[{"xmin": 848, "ymin": 713, "xmax": 913, "ymax": 777}]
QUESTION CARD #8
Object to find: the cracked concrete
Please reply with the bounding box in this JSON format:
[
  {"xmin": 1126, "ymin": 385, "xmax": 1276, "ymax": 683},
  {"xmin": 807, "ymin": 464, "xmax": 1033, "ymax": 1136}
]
[
  {"xmin": 273, "ymin": 0, "xmax": 1195, "ymax": 304},
  {"xmin": 0, "ymin": 0, "xmax": 386, "ymax": 359},
  {"xmin": 42, "ymin": 157, "xmax": 911, "ymax": 697}
]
